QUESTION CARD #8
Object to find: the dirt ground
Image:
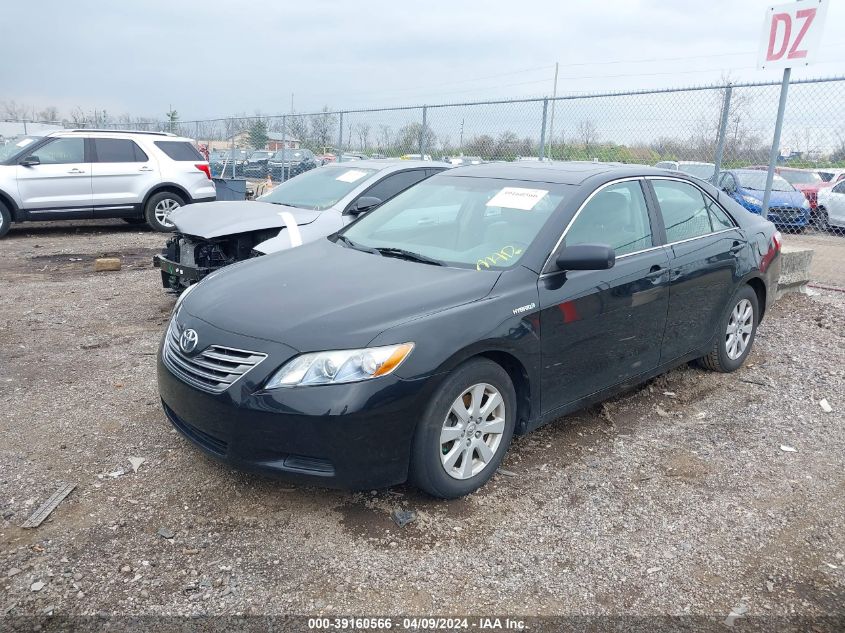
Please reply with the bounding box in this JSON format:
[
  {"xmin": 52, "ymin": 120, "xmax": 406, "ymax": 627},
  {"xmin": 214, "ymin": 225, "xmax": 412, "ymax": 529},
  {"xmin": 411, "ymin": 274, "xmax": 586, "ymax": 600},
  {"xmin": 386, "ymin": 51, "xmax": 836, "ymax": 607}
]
[{"xmin": 1, "ymin": 219, "xmax": 844, "ymax": 625}]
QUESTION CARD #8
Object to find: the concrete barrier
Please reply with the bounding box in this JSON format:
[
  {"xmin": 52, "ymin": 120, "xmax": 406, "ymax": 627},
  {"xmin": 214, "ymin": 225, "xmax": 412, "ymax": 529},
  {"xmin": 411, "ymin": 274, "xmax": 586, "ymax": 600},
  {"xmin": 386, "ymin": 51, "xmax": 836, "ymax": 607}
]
[{"xmin": 777, "ymin": 245, "xmax": 814, "ymax": 299}]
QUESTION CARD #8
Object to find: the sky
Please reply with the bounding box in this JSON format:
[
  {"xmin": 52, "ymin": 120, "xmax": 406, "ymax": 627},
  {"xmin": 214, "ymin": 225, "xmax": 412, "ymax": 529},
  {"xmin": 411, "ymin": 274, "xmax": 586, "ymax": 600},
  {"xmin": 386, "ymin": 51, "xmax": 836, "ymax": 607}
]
[{"xmin": 1, "ymin": 0, "xmax": 844, "ymax": 121}]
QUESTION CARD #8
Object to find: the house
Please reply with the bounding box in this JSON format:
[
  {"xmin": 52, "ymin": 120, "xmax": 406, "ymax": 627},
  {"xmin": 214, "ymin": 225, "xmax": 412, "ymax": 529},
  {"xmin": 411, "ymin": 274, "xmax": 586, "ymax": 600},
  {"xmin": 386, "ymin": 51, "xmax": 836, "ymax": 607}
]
[{"xmin": 207, "ymin": 131, "xmax": 301, "ymax": 151}]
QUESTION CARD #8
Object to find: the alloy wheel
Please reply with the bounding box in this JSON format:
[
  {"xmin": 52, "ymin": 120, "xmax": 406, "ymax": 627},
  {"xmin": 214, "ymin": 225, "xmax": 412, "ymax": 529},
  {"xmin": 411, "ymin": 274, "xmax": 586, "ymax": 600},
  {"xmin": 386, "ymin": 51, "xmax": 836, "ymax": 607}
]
[
  {"xmin": 154, "ymin": 198, "xmax": 181, "ymax": 228},
  {"xmin": 725, "ymin": 298, "xmax": 753, "ymax": 360},
  {"xmin": 440, "ymin": 383, "xmax": 506, "ymax": 480}
]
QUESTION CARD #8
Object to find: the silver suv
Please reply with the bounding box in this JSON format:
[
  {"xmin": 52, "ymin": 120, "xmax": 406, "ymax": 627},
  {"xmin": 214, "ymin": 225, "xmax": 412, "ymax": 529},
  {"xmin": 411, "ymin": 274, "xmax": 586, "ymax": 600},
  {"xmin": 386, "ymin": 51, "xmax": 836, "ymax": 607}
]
[{"xmin": 0, "ymin": 130, "xmax": 216, "ymax": 237}]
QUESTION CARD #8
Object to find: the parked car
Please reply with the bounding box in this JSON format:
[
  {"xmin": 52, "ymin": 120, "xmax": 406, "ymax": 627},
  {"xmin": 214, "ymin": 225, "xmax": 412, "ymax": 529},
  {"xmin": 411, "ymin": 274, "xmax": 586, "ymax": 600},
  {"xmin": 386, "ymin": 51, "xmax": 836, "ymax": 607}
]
[
  {"xmin": 336, "ymin": 153, "xmax": 369, "ymax": 162},
  {"xmin": 747, "ymin": 166, "xmax": 828, "ymax": 213},
  {"xmin": 158, "ymin": 162, "xmax": 781, "ymax": 498},
  {"xmin": 0, "ymin": 130, "xmax": 215, "ymax": 237},
  {"xmin": 268, "ymin": 148, "xmax": 318, "ymax": 181},
  {"xmin": 153, "ymin": 160, "xmax": 446, "ymax": 290},
  {"xmin": 242, "ymin": 150, "xmax": 274, "ymax": 178},
  {"xmin": 210, "ymin": 149, "xmax": 250, "ymax": 178},
  {"xmin": 655, "ymin": 160, "xmax": 716, "ymax": 182},
  {"xmin": 445, "ymin": 156, "xmax": 484, "ymax": 167},
  {"xmin": 401, "ymin": 153, "xmax": 432, "ymax": 161},
  {"xmin": 815, "ymin": 179, "xmax": 845, "ymax": 232},
  {"xmin": 717, "ymin": 169, "xmax": 810, "ymax": 230},
  {"xmin": 818, "ymin": 168, "xmax": 845, "ymax": 185}
]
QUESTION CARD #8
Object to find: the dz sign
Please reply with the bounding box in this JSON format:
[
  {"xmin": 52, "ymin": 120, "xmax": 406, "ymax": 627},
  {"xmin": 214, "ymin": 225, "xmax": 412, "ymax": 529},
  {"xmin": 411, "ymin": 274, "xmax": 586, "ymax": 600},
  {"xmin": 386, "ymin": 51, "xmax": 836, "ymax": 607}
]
[{"xmin": 758, "ymin": 0, "xmax": 828, "ymax": 69}]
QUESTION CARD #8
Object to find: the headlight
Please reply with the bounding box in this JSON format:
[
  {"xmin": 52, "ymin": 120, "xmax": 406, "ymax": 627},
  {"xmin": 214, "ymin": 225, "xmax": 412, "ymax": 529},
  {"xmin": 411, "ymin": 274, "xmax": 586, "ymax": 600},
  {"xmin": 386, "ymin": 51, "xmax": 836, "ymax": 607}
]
[
  {"xmin": 741, "ymin": 194, "xmax": 760, "ymax": 207},
  {"xmin": 172, "ymin": 282, "xmax": 198, "ymax": 314},
  {"xmin": 265, "ymin": 343, "xmax": 414, "ymax": 388}
]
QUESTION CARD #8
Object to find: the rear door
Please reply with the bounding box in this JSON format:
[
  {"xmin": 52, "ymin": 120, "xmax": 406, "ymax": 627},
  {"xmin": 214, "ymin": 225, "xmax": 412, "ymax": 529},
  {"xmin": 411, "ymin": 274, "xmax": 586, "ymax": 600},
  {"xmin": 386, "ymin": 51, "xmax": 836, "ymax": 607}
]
[
  {"xmin": 647, "ymin": 177, "xmax": 746, "ymax": 362},
  {"xmin": 91, "ymin": 137, "xmax": 159, "ymax": 216},
  {"xmin": 15, "ymin": 137, "xmax": 92, "ymax": 217},
  {"xmin": 538, "ymin": 179, "xmax": 671, "ymax": 413}
]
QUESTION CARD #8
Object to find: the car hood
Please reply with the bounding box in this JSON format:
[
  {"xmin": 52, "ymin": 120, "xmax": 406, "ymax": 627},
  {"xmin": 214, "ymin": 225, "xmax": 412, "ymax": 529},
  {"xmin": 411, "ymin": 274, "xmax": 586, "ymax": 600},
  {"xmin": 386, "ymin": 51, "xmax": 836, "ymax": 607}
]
[
  {"xmin": 181, "ymin": 238, "xmax": 500, "ymax": 351},
  {"xmin": 170, "ymin": 201, "xmax": 320, "ymax": 239},
  {"xmin": 739, "ymin": 188, "xmax": 806, "ymax": 207}
]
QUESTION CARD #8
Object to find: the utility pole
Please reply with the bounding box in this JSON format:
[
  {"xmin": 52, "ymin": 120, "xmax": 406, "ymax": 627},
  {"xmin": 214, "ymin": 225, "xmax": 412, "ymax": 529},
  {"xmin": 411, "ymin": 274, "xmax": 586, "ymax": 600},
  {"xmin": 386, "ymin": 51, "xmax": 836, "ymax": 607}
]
[
  {"xmin": 290, "ymin": 93, "xmax": 294, "ymax": 113},
  {"xmin": 459, "ymin": 119, "xmax": 465, "ymax": 155},
  {"xmin": 547, "ymin": 62, "xmax": 559, "ymax": 160}
]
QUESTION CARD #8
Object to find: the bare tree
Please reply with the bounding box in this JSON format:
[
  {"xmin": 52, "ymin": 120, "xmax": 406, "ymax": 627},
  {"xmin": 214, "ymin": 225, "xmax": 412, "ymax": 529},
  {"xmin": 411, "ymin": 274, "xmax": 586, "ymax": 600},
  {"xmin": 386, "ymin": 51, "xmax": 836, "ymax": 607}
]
[
  {"xmin": 377, "ymin": 125, "xmax": 394, "ymax": 152},
  {"xmin": 576, "ymin": 120, "xmax": 598, "ymax": 151},
  {"xmin": 309, "ymin": 106, "xmax": 337, "ymax": 151},
  {"xmin": 37, "ymin": 106, "xmax": 60, "ymax": 122},
  {"xmin": 354, "ymin": 122, "xmax": 371, "ymax": 151}
]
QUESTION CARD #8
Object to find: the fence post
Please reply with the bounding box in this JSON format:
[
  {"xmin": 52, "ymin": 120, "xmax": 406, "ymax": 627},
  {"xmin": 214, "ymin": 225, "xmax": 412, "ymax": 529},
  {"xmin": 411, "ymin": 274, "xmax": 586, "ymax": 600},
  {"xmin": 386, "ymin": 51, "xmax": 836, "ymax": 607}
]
[
  {"xmin": 762, "ymin": 68, "xmax": 791, "ymax": 217},
  {"xmin": 419, "ymin": 106, "xmax": 428, "ymax": 159},
  {"xmin": 538, "ymin": 98, "xmax": 549, "ymax": 161},
  {"xmin": 282, "ymin": 115, "xmax": 287, "ymax": 182},
  {"xmin": 337, "ymin": 111, "xmax": 344, "ymax": 155},
  {"xmin": 712, "ymin": 84, "xmax": 732, "ymax": 184}
]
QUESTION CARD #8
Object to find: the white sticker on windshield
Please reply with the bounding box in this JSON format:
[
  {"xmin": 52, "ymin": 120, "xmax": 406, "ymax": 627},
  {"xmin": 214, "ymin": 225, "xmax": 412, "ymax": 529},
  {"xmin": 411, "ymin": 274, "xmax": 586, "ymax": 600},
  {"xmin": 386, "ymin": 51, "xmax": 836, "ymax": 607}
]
[
  {"xmin": 486, "ymin": 187, "xmax": 548, "ymax": 211},
  {"xmin": 16, "ymin": 138, "xmax": 35, "ymax": 148},
  {"xmin": 336, "ymin": 169, "xmax": 368, "ymax": 183}
]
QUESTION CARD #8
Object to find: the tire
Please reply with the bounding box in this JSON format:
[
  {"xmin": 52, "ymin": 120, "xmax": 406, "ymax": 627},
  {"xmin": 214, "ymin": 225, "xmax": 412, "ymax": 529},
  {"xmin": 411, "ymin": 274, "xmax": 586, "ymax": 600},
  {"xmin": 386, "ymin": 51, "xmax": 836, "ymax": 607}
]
[
  {"xmin": 0, "ymin": 201, "xmax": 11, "ymax": 238},
  {"xmin": 814, "ymin": 207, "xmax": 830, "ymax": 232},
  {"xmin": 122, "ymin": 217, "xmax": 147, "ymax": 225},
  {"xmin": 697, "ymin": 285, "xmax": 759, "ymax": 373},
  {"xmin": 144, "ymin": 191, "xmax": 185, "ymax": 232},
  {"xmin": 410, "ymin": 358, "xmax": 516, "ymax": 499}
]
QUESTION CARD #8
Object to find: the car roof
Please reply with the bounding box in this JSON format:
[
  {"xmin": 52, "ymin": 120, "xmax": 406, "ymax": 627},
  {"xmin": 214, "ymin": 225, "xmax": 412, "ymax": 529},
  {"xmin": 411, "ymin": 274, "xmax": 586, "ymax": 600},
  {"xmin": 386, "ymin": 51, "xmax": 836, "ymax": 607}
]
[
  {"xmin": 47, "ymin": 129, "xmax": 193, "ymax": 143},
  {"xmin": 446, "ymin": 160, "xmax": 659, "ymax": 185},
  {"xmin": 327, "ymin": 159, "xmax": 438, "ymax": 171},
  {"xmin": 677, "ymin": 161, "xmax": 714, "ymax": 166}
]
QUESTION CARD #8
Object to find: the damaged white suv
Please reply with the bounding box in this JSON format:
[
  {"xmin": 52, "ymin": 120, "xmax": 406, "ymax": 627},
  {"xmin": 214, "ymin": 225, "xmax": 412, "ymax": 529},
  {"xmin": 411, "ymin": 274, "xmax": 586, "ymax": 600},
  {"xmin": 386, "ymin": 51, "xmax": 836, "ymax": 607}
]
[{"xmin": 0, "ymin": 130, "xmax": 216, "ymax": 237}]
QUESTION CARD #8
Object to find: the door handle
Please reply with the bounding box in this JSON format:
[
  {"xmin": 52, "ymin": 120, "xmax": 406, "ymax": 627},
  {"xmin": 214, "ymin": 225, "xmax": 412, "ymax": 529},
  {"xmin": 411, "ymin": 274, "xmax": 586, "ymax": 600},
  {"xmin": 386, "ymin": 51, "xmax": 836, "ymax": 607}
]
[
  {"xmin": 67, "ymin": 168, "xmax": 85, "ymax": 174},
  {"xmin": 645, "ymin": 265, "xmax": 664, "ymax": 279},
  {"xmin": 729, "ymin": 241, "xmax": 744, "ymax": 253},
  {"xmin": 417, "ymin": 218, "xmax": 436, "ymax": 226},
  {"xmin": 139, "ymin": 166, "xmax": 154, "ymax": 172}
]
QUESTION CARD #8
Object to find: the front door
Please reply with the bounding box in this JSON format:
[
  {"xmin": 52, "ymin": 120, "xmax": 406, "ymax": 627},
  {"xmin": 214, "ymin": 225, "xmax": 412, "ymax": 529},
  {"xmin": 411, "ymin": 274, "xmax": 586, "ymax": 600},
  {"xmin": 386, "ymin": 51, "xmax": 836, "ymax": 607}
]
[
  {"xmin": 539, "ymin": 179, "xmax": 670, "ymax": 414},
  {"xmin": 16, "ymin": 137, "xmax": 92, "ymax": 217},
  {"xmin": 91, "ymin": 138, "xmax": 160, "ymax": 216},
  {"xmin": 647, "ymin": 178, "xmax": 745, "ymax": 362}
]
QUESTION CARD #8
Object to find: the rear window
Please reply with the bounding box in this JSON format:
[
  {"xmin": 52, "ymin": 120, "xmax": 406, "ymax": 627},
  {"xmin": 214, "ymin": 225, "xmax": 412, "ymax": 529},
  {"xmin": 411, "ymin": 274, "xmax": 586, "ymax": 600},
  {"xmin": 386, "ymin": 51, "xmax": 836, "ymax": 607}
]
[{"xmin": 154, "ymin": 141, "xmax": 204, "ymax": 161}]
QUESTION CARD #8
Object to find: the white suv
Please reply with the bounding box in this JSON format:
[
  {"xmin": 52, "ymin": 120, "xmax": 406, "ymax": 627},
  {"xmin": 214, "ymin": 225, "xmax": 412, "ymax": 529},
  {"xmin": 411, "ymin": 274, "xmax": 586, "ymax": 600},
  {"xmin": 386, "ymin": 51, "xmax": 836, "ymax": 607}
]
[{"xmin": 0, "ymin": 129, "xmax": 216, "ymax": 237}]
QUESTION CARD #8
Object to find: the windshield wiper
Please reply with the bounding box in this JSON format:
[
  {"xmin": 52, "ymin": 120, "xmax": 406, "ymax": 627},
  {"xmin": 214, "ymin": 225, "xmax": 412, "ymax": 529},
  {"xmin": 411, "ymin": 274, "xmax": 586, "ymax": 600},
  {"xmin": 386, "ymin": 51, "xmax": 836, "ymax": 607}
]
[
  {"xmin": 336, "ymin": 235, "xmax": 379, "ymax": 254},
  {"xmin": 373, "ymin": 247, "xmax": 444, "ymax": 266}
]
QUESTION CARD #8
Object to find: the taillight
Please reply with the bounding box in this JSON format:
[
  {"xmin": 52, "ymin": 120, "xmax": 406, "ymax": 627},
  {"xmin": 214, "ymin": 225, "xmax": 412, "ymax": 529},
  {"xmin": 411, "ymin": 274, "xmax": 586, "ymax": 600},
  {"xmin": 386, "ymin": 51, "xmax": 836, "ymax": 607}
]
[
  {"xmin": 195, "ymin": 163, "xmax": 212, "ymax": 180},
  {"xmin": 773, "ymin": 231, "xmax": 782, "ymax": 251}
]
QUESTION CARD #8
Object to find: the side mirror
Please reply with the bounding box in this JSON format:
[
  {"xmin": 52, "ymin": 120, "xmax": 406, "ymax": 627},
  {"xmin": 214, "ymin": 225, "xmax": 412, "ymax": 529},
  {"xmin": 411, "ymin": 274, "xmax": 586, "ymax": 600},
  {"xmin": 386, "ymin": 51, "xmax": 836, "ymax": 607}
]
[
  {"xmin": 350, "ymin": 196, "xmax": 382, "ymax": 214},
  {"xmin": 555, "ymin": 244, "xmax": 616, "ymax": 271},
  {"xmin": 20, "ymin": 155, "xmax": 40, "ymax": 167}
]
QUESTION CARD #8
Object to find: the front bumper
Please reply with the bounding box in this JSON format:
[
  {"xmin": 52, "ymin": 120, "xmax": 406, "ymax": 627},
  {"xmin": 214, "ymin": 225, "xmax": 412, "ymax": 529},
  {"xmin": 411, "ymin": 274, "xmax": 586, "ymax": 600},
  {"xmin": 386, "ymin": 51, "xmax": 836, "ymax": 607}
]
[
  {"xmin": 766, "ymin": 207, "xmax": 810, "ymax": 228},
  {"xmin": 157, "ymin": 335, "xmax": 431, "ymax": 489},
  {"xmin": 153, "ymin": 253, "xmax": 214, "ymax": 289}
]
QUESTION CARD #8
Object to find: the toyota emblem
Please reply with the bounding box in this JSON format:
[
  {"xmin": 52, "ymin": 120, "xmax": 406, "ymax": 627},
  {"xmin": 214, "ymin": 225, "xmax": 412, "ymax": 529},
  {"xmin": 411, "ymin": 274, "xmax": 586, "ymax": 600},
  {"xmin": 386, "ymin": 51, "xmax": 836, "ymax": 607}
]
[{"xmin": 179, "ymin": 328, "xmax": 199, "ymax": 354}]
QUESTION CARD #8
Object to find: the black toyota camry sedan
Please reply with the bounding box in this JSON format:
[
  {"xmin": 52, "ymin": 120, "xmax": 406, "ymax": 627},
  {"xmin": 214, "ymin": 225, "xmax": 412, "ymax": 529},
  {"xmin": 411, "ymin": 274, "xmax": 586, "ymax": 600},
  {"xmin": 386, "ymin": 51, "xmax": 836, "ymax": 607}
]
[{"xmin": 157, "ymin": 162, "xmax": 782, "ymax": 498}]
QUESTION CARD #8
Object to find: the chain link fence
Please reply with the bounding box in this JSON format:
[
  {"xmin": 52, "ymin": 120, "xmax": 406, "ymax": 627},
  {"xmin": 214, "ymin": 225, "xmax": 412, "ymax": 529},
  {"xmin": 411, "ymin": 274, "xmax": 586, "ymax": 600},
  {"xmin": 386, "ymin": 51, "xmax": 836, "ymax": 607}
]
[{"xmin": 2, "ymin": 76, "xmax": 844, "ymax": 286}]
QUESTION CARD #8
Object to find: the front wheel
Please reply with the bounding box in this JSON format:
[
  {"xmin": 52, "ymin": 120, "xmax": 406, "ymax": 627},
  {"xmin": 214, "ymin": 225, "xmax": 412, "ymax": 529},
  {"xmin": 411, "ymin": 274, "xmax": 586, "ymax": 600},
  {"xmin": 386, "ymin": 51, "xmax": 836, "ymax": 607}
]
[
  {"xmin": 697, "ymin": 285, "xmax": 759, "ymax": 373},
  {"xmin": 0, "ymin": 201, "xmax": 11, "ymax": 238},
  {"xmin": 410, "ymin": 358, "xmax": 516, "ymax": 498},
  {"xmin": 145, "ymin": 192, "xmax": 185, "ymax": 232}
]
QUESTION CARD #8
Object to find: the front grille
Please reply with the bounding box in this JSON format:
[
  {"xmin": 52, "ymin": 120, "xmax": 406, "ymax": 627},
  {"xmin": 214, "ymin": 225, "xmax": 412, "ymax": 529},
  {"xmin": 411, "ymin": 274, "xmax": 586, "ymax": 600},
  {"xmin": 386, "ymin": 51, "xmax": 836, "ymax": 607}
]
[
  {"xmin": 162, "ymin": 321, "xmax": 267, "ymax": 394},
  {"xmin": 163, "ymin": 402, "xmax": 228, "ymax": 455}
]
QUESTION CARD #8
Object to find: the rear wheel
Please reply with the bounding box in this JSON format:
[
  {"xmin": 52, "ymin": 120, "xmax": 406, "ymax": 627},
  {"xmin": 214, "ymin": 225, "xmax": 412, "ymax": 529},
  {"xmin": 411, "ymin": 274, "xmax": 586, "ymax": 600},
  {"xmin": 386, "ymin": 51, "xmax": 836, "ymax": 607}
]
[
  {"xmin": 410, "ymin": 358, "xmax": 516, "ymax": 498},
  {"xmin": 814, "ymin": 207, "xmax": 830, "ymax": 232},
  {"xmin": 145, "ymin": 192, "xmax": 185, "ymax": 232},
  {"xmin": 0, "ymin": 202, "xmax": 11, "ymax": 238},
  {"xmin": 697, "ymin": 285, "xmax": 759, "ymax": 373}
]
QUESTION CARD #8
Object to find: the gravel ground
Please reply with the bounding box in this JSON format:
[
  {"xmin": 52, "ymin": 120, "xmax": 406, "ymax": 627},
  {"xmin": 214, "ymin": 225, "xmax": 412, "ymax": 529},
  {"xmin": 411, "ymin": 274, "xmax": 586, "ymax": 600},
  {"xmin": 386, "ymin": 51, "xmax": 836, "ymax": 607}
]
[{"xmin": 1, "ymin": 220, "xmax": 844, "ymax": 625}]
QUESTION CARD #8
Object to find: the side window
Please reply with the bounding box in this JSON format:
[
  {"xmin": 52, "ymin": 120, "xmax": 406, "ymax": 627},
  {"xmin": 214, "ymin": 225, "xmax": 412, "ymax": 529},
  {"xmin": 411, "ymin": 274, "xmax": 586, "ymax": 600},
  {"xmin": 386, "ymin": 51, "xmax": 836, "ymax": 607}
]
[
  {"xmin": 94, "ymin": 138, "xmax": 148, "ymax": 163},
  {"xmin": 565, "ymin": 180, "xmax": 653, "ymax": 256},
  {"xmin": 833, "ymin": 181, "xmax": 845, "ymax": 194},
  {"xmin": 652, "ymin": 180, "xmax": 721, "ymax": 242},
  {"xmin": 707, "ymin": 200, "xmax": 736, "ymax": 230},
  {"xmin": 360, "ymin": 170, "xmax": 429, "ymax": 206},
  {"xmin": 28, "ymin": 138, "xmax": 85, "ymax": 165}
]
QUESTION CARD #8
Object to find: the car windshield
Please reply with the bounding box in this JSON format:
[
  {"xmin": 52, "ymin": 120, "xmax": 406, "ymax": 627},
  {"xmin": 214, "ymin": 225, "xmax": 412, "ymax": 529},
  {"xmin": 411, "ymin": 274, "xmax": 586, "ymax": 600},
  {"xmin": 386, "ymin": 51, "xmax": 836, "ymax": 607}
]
[
  {"xmin": 340, "ymin": 176, "xmax": 572, "ymax": 270},
  {"xmin": 0, "ymin": 136, "xmax": 42, "ymax": 162},
  {"xmin": 257, "ymin": 165, "xmax": 378, "ymax": 210},
  {"xmin": 250, "ymin": 151, "xmax": 272, "ymax": 159},
  {"xmin": 779, "ymin": 170, "xmax": 823, "ymax": 185},
  {"xmin": 272, "ymin": 149, "xmax": 307, "ymax": 161},
  {"xmin": 679, "ymin": 163, "xmax": 715, "ymax": 179},
  {"xmin": 736, "ymin": 172, "xmax": 794, "ymax": 192}
]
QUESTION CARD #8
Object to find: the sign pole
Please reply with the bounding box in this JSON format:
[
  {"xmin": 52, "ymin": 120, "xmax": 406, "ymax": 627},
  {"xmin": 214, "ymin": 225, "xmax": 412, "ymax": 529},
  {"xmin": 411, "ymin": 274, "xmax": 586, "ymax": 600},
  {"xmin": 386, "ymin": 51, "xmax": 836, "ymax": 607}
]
[{"xmin": 761, "ymin": 67, "xmax": 791, "ymax": 217}]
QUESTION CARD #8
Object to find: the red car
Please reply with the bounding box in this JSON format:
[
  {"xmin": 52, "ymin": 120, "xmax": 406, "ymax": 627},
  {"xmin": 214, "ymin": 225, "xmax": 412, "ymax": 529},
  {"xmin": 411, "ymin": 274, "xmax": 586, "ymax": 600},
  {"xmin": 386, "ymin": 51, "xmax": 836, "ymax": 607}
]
[{"xmin": 747, "ymin": 166, "xmax": 830, "ymax": 210}]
